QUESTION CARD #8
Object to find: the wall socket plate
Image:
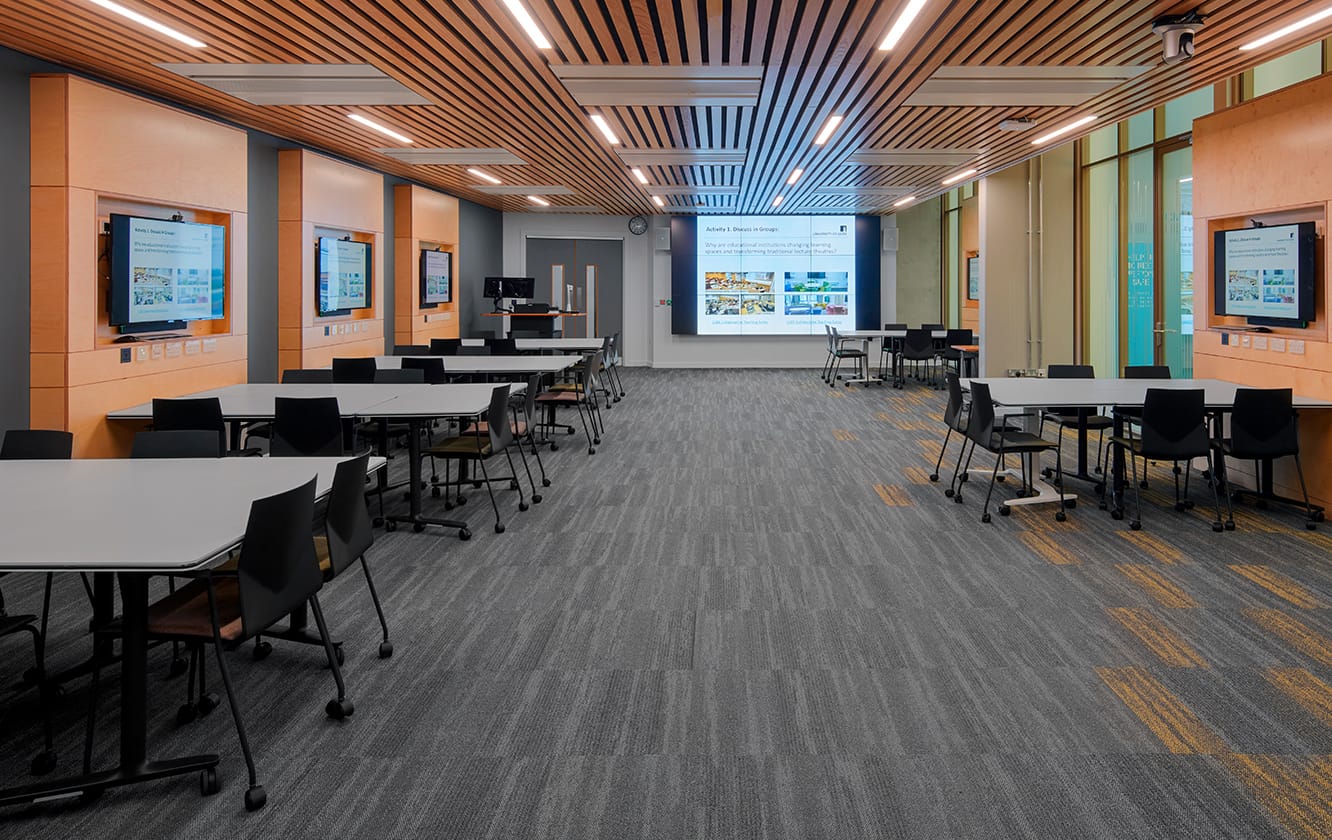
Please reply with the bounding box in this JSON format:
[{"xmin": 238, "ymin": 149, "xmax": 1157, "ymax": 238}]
[{"xmin": 1290, "ymin": 340, "xmax": 1306, "ymax": 355}]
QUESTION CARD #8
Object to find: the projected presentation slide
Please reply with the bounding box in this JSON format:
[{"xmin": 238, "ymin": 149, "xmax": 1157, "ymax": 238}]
[
  {"xmin": 695, "ymin": 216, "xmax": 856, "ymax": 335},
  {"xmin": 1222, "ymin": 227, "xmax": 1301, "ymax": 319},
  {"xmin": 126, "ymin": 220, "xmax": 223, "ymax": 324}
]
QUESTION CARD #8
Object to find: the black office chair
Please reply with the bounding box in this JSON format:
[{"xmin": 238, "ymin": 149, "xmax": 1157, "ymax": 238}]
[
  {"xmin": 138, "ymin": 478, "xmax": 352, "ymax": 812},
  {"xmin": 940, "ymin": 328, "xmax": 975, "ymax": 375},
  {"xmin": 374, "ymin": 368, "xmax": 425, "ymax": 384},
  {"xmin": 392, "ymin": 344, "xmax": 430, "ymax": 355},
  {"xmin": 897, "ymin": 328, "xmax": 939, "ymax": 388},
  {"xmin": 315, "ymin": 454, "xmax": 392, "ymax": 658},
  {"xmin": 933, "ymin": 371, "xmax": 970, "ymax": 493},
  {"xmin": 1039, "ymin": 364, "xmax": 1112, "ymax": 482},
  {"xmin": 459, "ymin": 374, "xmax": 548, "ymax": 502},
  {"xmin": 1108, "ymin": 388, "xmax": 1224, "ymax": 532},
  {"xmin": 535, "ymin": 352, "xmax": 604, "ymax": 455},
  {"xmin": 1115, "ymin": 365, "xmax": 1171, "ymax": 484},
  {"xmin": 131, "ymin": 430, "xmax": 224, "ymax": 459},
  {"xmin": 826, "ymin": 326, "xmax": 867, "ymax": 387},
  {"xmin": 271, "ymin": 397, "xmax": 344, "ymax": 457},
  {"xmin": 955, "ymin": 382, "xmax": 1067, "ymax": 524},
  {"xmin": 401, "ymin": 356, "xmax": 447, "ymax": 384},
  {"xmin": 1218, "ymin": 388, "xmax": 1317, "ymax": 531},
  {"xmin": 152, "ymin": 397, "xmax": 259, "ymax": 457},
  {"xmin": 0, "ymin": 429, "xmax": 73, "ymax": 460},
  {"xmin": 331, "ymin": 357, "xmax": 377, "ymax": 383},
  {"xmin": 429, "ymin": 338, "xmax": 462, "ymax": 356},
  {"xmin": 487, "ymin": 338, "xmax": 517, "ymax": 355},
  {"xmin": 606, "ymin": 331, "xmax": 626, "ymax": 398},
  {"xmin": 282, "ymin": 369, "xmax": 335, "ymax": 384},
  {"xmin": 425, "ymin": 385, "xmax": 528, "ymax": 534},
  {"xmin": 879, "ymin": 323, "xmax": 907, "ymax": 382}
]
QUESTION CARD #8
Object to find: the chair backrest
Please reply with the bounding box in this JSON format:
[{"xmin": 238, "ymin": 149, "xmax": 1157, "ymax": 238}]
[
  {"xmin": 323, "ymin": 453, "xmax": 374, "ymax": 578},
  {"xmin": 1139, "ymin": 388, "xmax": 1209, "ymax": 459},
  {"xmin": 401, "ymin": 356, "xmax": 447, "ymax": 384},
  {"xmin": 964, "ymin": 381, "xmax": 997, "ymax": 447},
  {"xmin": 237, "ymin": 477, "xmax": 323, "ymax": 638},
  {"xmin": 0, "ymin": 429, "xmax": 73, "ymax": 460},
  {"xmin": 902, "ymin": 328, "xmax": 934, "ymax": 356},
  {"xmin": 945, "ymin": 328, "xmax": 973, "ymax": 345},
  {"xmin": 374, "ymin": 368, "xmax": 425, "ymax": 384},
  {"xmin": 580, "ymin": 351, "xmax": 604, "ymax": 398},
  {"xmin": 331, "ymin": 357, "xmax": 377, "ymax": 383},
  {"xmin": 152, "ymin": 398, "xmax": 226, "ymax": 455},
  {"xmin": 429, "ymin": 338, "xmax": 462, "ymax": 356},
  {"xmin": 1047, "ymin": 364, "xmax": 1094, "ymax": 379},
  {"xmin": 392, "ymin": 344, "xmax": 430, "ymax": 356},
  {"xmin": 487, "ymin": 338, "xmax": 517, "ymax": 355},
  {"xmin": 271, "ymin": 397, "xmax": 345, "ymax": 457},
  {"xmin": 1124, "ymin": 365, "xmax": 1171, "ymax": 379},
  {"xmin": 131, "ymin": 430, "xmax": 223, "ymax": 459},
  {"xmin": 1230, "ymin": 388, "xmax": 1298, "ymax": 458},
  {"xmin": 920, "ymin": 323, "xmax": 944, "ymax": 331},
  {"xmin": 883, "ymin": 323, "xmax": 907, "ymax": 330},
  {"xmin": 485, "ymin": 384, "xmax": 513, "ymax": 452},
  {"xmin": 611, "ymin": 331, "xmax": 623, "ymax": 363},
  {"xmin": 943, "ymin": 372, "xmax": 968, "ymax": 432},
  {"xmin": 282, "ymin": 368, "xmax": 335, "ymax": 384},
  {"xmin": 520, "ymin": 374, "xmax": 541, "ymax": 428}
]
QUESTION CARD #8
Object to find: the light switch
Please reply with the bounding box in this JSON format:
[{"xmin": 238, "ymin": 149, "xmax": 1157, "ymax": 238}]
[
  {"xmin": 136, "ymin": 345, "xmax": 149, "ymax": 361},
  {"xmin": 1254, "ymin": 336, "xmax": 1268, "ymax": 350},
  {"xmin": 1290, "ymin": 340, "xmax": 1306, "ymax": 355},
  {"xmin": 1271, "ymin": 338, "xmax": 1287, "ymax": 352}
]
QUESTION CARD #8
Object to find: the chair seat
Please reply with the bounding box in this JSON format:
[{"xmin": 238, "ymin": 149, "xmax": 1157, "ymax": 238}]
[
  {"xmin": 0, "ymin": 612, "xmax": 38, "ymax": 637},
  {"xmin": 1109, "ymin": 435, "xmax": 1209, "ymax": 461},
  {"xmin": 535, "ymin": 391, "xmax": 581, "ymax": 404},
  {"xmin": 146, "ymin": 578, "xmax": 244, "ymax": 642},
  {"xmin": 1055, "ymin": 414, "xmax": 1113, "ymax": 430},
  {"xmin": 1219, "ymin": 439, "xmax": 1297, "ymax": 460},
  {"xmin": 991, "ymin": 431, "xmax": 1057, "ymax": 453},
  {"xmin": 426, "ymin": 436, "xmax": 494, "ymax": 457},
  {"xmin": 313, "ymin": 535, "xmax": 333, "ymax": 575},
  {"xmin": 834, "ymin": 349, "xmax": 866, "ymax": 358},
  {"xmin": 463, "ymin": 420, "xmax": 529, "ymax": 437}
]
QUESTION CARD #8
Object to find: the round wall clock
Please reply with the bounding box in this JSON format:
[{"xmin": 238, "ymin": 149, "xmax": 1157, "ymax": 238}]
[{"xmin": 628, "ymin": 215, "xmax": 649, "ymax": 235}]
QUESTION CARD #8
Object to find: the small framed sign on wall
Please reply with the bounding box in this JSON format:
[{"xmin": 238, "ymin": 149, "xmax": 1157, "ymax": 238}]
[{"xmin": 966, "ymin": 253, "xmax": 980, "ymax": 301}]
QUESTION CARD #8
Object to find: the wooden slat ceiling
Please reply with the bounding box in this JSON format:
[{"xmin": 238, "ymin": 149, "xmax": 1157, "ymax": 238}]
[{"xmin": 0, "ymin": 0, "xmax": 1329, "ymax": 215}]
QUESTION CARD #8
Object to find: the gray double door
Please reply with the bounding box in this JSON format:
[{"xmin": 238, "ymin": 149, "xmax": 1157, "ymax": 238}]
[{"xmin": 524, "ymin": 237, "xmax": 623, "ymax": 340}]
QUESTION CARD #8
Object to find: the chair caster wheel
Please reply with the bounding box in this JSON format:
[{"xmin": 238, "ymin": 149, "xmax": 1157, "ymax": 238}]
[
  {"xmin": 509, "ymin": 480, "xmax": 519, "ymax": 490},
  {"xmin": 981, "ymin": 513, "xmax": 992, "ymax": 524},
  {"xmin": 567, "ymin": 429, "xmax": 576, "ymax": 435},
  {"xmin": 996, "ymin": 475, "xmax": 1005, "ymax": 483},
  {"xmin": 594, "ymin": 437, "xmax": 601, "ymax": 445},
  {"xmin": 929, "ymin": 473, "xmax": 939, "ymax": 482},
  {"xmin": 244, "ymin": 785, "xmax": 266, "ymax": 812},
  {"xmin": 519, "ymin": 502, "xmax": 529, "ymax": 512},
  {"xmin": 378, "ymin": 641, "xmax": 393, "ymax": 659},
  {"xmin": 1065, "ymin": 499, "xmax": 1077, "ymax": 509},
  {"xmin": 198, "ymin": 692, "xmax": 220, "ymax": 715},
  {"xmin": 999, "ymin": 506, "xmax": 1011, "ymax": 516},
  {"xmin": 333, "ymin": 644, "xmax": 345, "ymax": 666},
  {"xmin": 953, "ymin": 495, "xmax": 963, "ymax": 504},
  {"xmin": 1225, "ymin": 521, "xmax": 1236, "ymax": 531},
  {"xmin": 532, "ymin": 494, "xmax": 543, "ymax": 503},
  {"xmin": 495, "ymin": 523, "xmax": 506, "ymax": 534},
  {"xmin": 1055, "ymin": 511, "xmax": 1067, "ymax": 523},
  {"xmin": 472, "ymin": 480, "xmax": 483, "ymax": 489},
  {"xmin": 168, "ymin": 657, "xmax": 189, "ymax": 678},
  {"xmin": 384, "ymin": 520, "xmax": 397, "ymax": 532},
  {"xmin": 30, "ymin": 750, "xmax": 56, "ymax": 776},
  {"xmin": 457, "ymin": 495, "xmax": 467, "ymax": 505},
  {"xmin": 588, "ymin": 448, "xmax": 596, "ymax": 455},
  {"xmin": 1111, "ymin": 510, "xmax": 1124, "ymax": 521},
  {"xmin": 459, "ymin": 529, "xmax": 471, "ymax": 541},
  {"xmin": 945, "ymin": 489, "xmax": 954, "ymax": 498},
  {"xmin": 176, "ymin": 703, "xmax": 198, "ymax": 727},
  {"xmin": 1212, "ymin": 522, "xmax": 1224, "ymax": 533},
  {"xmin": 542, "ymin": 478, "xmax": 552, "ymax": 487},
  {"xmin": 253, "ymin": 641, "xmax": 273, "ymax": 661},
  {"xmin": 199, "ymin": 767, "xmax": 220, "ymax": 797},
  {"xmin": 431, "ymin": 487, "xmax": 441, "ymax": 498},
  {"xmin": 550, "ymin": 443, "xmax": 559, "ymax": 451},
  {"xmin": 326, "ymin": 698, "xmax": 354, "ymax": 719},
  {"xmin": 443, "ymin": 501, "xmax": 455, "ymax": 510},
  {"xmin": 1130, "ymin": 521, "xmax": 1142, "ymax": 531},
  {"xmin": 1041, "ymin": 468, "xmax": 1053, "ymax": 478},
  {"xmin": 413, "ymin": 523, "xmax": 425, "ymax": 533}
]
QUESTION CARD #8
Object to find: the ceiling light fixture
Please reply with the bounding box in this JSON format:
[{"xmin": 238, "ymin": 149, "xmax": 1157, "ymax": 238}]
[
  {"xmin": 348, "ymin": 113, "xmax": 412, "ymax": 144},
  {"xmin": 1179, "ymin": 176, "xmax": 1193, "ymax": 183},
  {"xmin": 893, "ymin": 195, "xmax": 917, "ymax": 207},
  {"xmin": 467, "ymin": 167, "xmax": 502, "ymax": 185},
  {"xmin": 631, "ymin": 168, "xmax": 649, "ymax": 185},
  {"xmin": 772, "ymin": 195, "xmax": 784, "ymax": 208},
  {"xmin": 527, "ymin": 195, "xmax": 550, "ymax": 206},
  {"xmin": 879, "ymin": 0, "xmax": 930, "ymax": 51},
  {"xmin": 1240, "ymin": 6, "xmax": 1332, "ymax": 51},
  {"xmin": 941, "ymin": 168, "xmax": 977, "ymax": 186},
  {"xmin": 589, "ymin": 113, "xmax": 621, "ymax": 145},
  {"xmin": 652, "ymin": 195, "xmax": 665, "ymax": 207},
  {"xmin": 501, "ymin": 0, "xmax": 552, "ymax": 49},
  {"xmin": 86, "ymin": 0, "xmax": 205, "ymax": 48},
  {"xmin": 814, "ymin": 115, "xmax": 844, "ymax": 146},
  {"xmin": 1031, "ymin": 115, "xmax": 1097, "ymax": 146},
  {"xmin": 787, "ymin": 168, "xmax": 804, "ymax": 186}
]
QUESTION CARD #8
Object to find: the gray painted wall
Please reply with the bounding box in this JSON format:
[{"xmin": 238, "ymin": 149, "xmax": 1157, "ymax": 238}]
[
  {"xmin": 459, "ymin": 200, "xmax": 503, "ymax": 338},
  {"xmin": 895, "ymin": 197, "xmax": 944, "ymax": 326},
  {"xmin": 246, "ymin": 135, "xmax": 282, "ymax": 382}
]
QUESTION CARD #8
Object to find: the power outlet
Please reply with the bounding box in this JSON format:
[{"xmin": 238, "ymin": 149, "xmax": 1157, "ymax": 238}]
[
  {"xmin": 1290, "ymin": 340, "xmax": 1306, "ymax": 355},
  {"xmin": 119, "ymin": 347, "xmax": 132, "ymax": 364}
]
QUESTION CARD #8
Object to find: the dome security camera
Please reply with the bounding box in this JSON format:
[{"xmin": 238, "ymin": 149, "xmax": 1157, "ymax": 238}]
[{"xmin": 1153, "ymin": 11, "xmax": 1205, "ymax": 65}]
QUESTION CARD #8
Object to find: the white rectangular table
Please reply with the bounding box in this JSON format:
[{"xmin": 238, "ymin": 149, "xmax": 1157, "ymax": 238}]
[
  {"xmin": 840, "ymin": 330, "xmax": 966, "ymax": 386},
  {"xmin": 0, "ymin": 456, "xmax": 373, "ymax": 808},
  {"xmin": 373, "ymin": 355, "xmax": 581, "ymax": 376},
  {"xmin": 460, "ymin": 338, "xmax": 604, "ymax": 352}
]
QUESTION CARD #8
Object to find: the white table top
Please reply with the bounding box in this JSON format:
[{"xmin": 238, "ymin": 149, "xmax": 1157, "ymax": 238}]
[
  {"xmin": 108, "ymin": 383, "xmax": 510, "ymax": 421},
  {"xmin": 843, "ymin": 330, "xmax": 950, "ymax": 339},
  {"xmin": 0, "ymin": 456, "xmax": 381, "ymax": 573},
  {"xmin": 353, "ymin": 383, "xmax": 520, "ymax": 419},
  {"xmin": 966, "ymin": 377, "xmax": 1332, "ymax": 409},
  {"xmin": 459, "ymin": 338, "xmax": 605, "ymax": 352},
  {"xmin": 374, "ymin": 355, "xmax": 581, "ymax": 374}
]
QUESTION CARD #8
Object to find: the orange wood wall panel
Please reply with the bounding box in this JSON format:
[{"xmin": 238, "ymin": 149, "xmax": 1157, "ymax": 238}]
[
  {"xmin": 1192, "ymin": 71, "xmax": 1332, "ymax": 507},
  {"xmin": 29, "ymin": 75, "xmax": 249, "ymax": 457},
  {"xmin": 393, "ymin": 184, "xmax": 460, "ymax": 348}
]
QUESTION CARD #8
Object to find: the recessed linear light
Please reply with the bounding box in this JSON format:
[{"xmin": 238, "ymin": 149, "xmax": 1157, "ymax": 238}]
[
  {"xmin": 879, "ymin": 0, "xmax": 930, "ymax": 51},
  {"xmin": 589, "ymin": 113, "xmax": 620, "ymax": 145},
  {"xmin": 787, "ymin": 168, "xmax": 804, "ymax": 186},
  {"xmin": 632, "ymin": 168, "xmax": 649, "ymax": 185},
  {"xmin": 941, "ymin": 168, "xmax": 977, "ymax": 186},
  {"xmin": 652, "ymin": 195, "xmax": 665, "ymax": 207},
  {"xmin": 527, "ymin": 195, "xmax": 550, "ymax": 207},
  {"xmin": 1179, "ymin": 176, "xmax": 1193, "ymax": 183},
  {"xmin": 348, "ymin": 113, "xmax": 412, "ymax": 144},
  {"xmin": 1241, "ymin": 6, "xmax": 1332, "ymax": 51},
  {"xmin": 772, "ymin": 195, "xmax": 784, "ymax": 208},
  {"xmin": 893, "ymin": 195, "xmax": 917, "ymax": 207},
  {"xmin": 468, "ymin": 167, "xmax": 502, "ymax": 185},
  {"xmin": 1031, "ymin": 115, "xmax": 1097, "ymax": 146},
  {"xmin": 502, "ymin": 0, "xmax": 552, "ymax": 49},
  {"xmin": 814, "ymin": 115, "xmax": 844, "ymax": 146},
  {"xmin": 87, "ymin": 0, "xmax": 205, "ymax": 48}
]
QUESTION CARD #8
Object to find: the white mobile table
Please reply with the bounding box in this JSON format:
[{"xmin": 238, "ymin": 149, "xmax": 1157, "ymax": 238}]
[
  {"xmin": 0, "ymin": 456, "xmax": 374, "ymax": 808},
  {"xmin": 841, "ymin": 330, "xmax": 963, "ymax": 386},
  {"xmin": 372, "ymin": 354, "xmax": 581, "ymax": 376},
  {"xmin": 459, "ymin": 338, "xmax": 605, "ymax": 352}
]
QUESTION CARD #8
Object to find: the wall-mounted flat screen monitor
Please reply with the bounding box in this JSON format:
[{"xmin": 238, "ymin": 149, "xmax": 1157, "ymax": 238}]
[
  {"xmin": 420, "ymin": 249, "xmax": 451, "ymax": 307},
  {"xmin": 108, "ymin": 214, "xmax": 227, "ymax": 332},
  {"xmin": 1213, "ymin": 222, "xmax": 1317, "ymax": 327},
  {"xmin": 317, "ymin": 237, "xmax": 372, "ymax": 316}
]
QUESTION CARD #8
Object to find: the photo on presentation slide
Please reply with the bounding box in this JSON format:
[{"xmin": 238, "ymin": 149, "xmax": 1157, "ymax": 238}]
[
  {"xmin": 132, "ymin": 268, "xmax": 174, "ymax": 306},
  {"xmin": 740, "ymin": 294, "xmax": 776, "ymax": 315},
  {"xmin": 704, "ymin": 294, "xmax": 741, "ymax": 315},
  {"xmin": 1261, "ymin": 270, "xmax": 1296, "ymax": 304},
  {"xmin": 784, "ymin": 294, "xmax": 848, "ymax": 315},
  {"xmin": 784, "ymin": 271, "xmax": 849, "ymax": 293},
  {"xmin": 705, "ymin": 271, "xmax": 774, "ymax": 292},
  {"xmin": 1226, "ymin": 270, "xmax": 1259, "ymax": 303}
]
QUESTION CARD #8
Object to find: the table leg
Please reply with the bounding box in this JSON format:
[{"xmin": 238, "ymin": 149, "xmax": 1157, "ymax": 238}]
[{"xmin": 386, "ymin": 418, "xmax": 472, "ymax": 538}]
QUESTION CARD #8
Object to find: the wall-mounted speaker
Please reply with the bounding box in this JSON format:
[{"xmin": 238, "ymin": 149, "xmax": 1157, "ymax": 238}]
[
  {"xmin": 654, "ymin": 227, "xmax": 671, "ymax": 251},
  {"xmin": 881, "ymin": 229, "xmax": 898, "ymax": 253}
]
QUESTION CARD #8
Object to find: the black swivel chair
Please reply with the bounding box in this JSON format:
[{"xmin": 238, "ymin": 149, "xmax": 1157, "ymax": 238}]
[
  {"xmin": 152, "ymin": 397, "xmax": 259, "ymax": 457},
  {"xmin": 1108, "ymin": 388, "xmax": 1224, "ymax": 532},
  {"xmin": 429, "ymin": 338, "xmax": 462, "ymax": 356},
  {"xmin": 315, "ymin": 454, "xmax": 393, "ymax": 657},
  {"xmin": 331, "ymin": 357, "xmax": 377, "ymax": 383},
  {"xmin": 0, "ymin": 429, "xmax": 73, "ymax": 460},
  {"xmin": 392, "ymin": 344, "xmax": 430, "ymax": 355},
  {"xmin": 282, "ymin": 369, "xmax": 335, "ymax": 384},
  {"xmin": 271, "ymin": 397, "xmax": 345, "ymax": 457},
  {"xmin": 131, "ymin": 430, "xmax": 224, "ymax": 459},
  {"xmin": 606, "ymin": 331, "xmax": 626, "ymax": 398},
  {"xmin": 1040, "ymin": 364, "xmax": 1112, "ymax": 482},
  {"xmin": 897, "ymin": 328, "xmax": 940, "ymax": 388},
  {"xmin": 955, "ymin": 382, "xmax": 1067, "ymax": 524},
  {"xmin": 401, "ymin": 356, "xmax": 447, "ymax": 385},
  {"xmin": 1218, "ymin": 388, "xmax": 1317, "ymax": 531}
]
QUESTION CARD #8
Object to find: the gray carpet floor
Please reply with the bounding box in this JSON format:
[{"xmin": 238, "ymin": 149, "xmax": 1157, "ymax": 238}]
[{"xmin": 2, "ymin": 367, "xmax": 1332, "ymax": 839}]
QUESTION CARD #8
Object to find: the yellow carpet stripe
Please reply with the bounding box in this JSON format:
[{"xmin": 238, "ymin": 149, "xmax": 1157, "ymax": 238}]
[
  {"xmin": 1266, "ymin": 668, "xmax": 1332, "ymax": 729},
  {"xmin": 1245, "ymin": 609, "xmax": 1332, "ymax": 667},
  {"xmin": 875, "ymin": 411, "xmax": 894, "ymax": 422},
  {"xmin": 1230, "ymin": 566, "xmax": 1325, "ymax": 609},
  {"xmin": 1116, "ymin": 530, "xmax": 1186, "ymax": 565},
  {"xmin": 872, "ymin": 483, "xmax": 911, "ymax": 507},
  {"xmin": 828, "ymin": 390, "xmax": 845, "ymax": 399},
  {"xmin": 1017, "ymin": 530, "xmax": 1081, "ymax": 565},
  {"xmin": 902, "ymin": 466, "xmax": 932, "ymax": 485},
  {"xmin": 1107, "ymin": 607, "xmax": 1209, "ymax": 668},
  {"xmin": 1095, "ymin": 667, "xmax": 1226, "ymax": 754},
  {"xmin": 1298, "ymin": 530, "xmax": 1332, "ymax": 553},
  {"xmin": 1221, "ymin": 754, "xmax": 1332, "ymax": 840},
  {"xmin": 832, "ymin": 429, "xmax": 857, "ymax": 442},
  {"xmin": 1115, "ymin": 564, "xmax": 1199, "ymax": 609}
]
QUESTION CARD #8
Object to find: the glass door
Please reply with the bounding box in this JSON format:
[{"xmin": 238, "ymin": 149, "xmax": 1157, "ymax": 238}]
[{"xmin": 1158, "ymin": 144, "xmax": 1194, "ymax": 376}]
